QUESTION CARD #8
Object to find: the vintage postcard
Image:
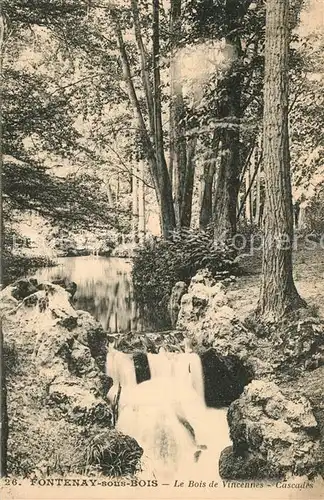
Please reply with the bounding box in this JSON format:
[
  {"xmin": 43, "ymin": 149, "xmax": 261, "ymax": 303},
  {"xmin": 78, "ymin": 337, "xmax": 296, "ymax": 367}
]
[{"xmin": 0, "ymin": 0, "xmax": 324, "ymax": 499}]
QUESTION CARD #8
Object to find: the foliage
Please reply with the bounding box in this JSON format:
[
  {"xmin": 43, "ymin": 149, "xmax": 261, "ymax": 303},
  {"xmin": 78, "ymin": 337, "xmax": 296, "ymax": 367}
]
[
  {"xmin": 304, "ymin": 185, "xmax": 324, "ymax": 237},
  {"xmin": 132, "ymin": 228, "xmax": 238, "ymax": 329},
  {"xmin": 236, "ymin": 219, "xmax": 263, "ymax": 252},
  {"xmin": 82, "ymin": 428, "xmax": 142, "ymax": 477},
  {"xmin": 3, "ymin": 251, "xmax": 56, "ymax": 287}
]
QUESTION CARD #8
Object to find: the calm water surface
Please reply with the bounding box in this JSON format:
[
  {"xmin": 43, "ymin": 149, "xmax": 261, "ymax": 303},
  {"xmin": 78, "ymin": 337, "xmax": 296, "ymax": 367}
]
[{"xmin": 34, "ymin": 256, "xmax": 144, "ymax": 332}]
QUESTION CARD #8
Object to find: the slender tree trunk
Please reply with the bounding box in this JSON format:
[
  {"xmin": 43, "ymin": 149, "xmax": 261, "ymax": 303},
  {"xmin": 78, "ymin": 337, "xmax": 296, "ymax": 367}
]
[
  {"xmin": 199, "ymin": 131, "xmax": 220, "ymax": 229},
  {"xmin": 131, "ymin": 0, "xmax": 155, "ymax": 137},
  {"xmin": 106, "ymin": 181, "xmax": 115, "ymax": 207},
  {"xmin": 257, "ymin": 0, "xmax": 306, "ymax": 321},
  {"xmin": 245, "ymin": 163, "xmax": 252, "ymax": 222},
  {"xmin": 132, "ymin": 164, "xmax": 139, "ymax": 243},
  {"xmin": 213, "ymin": 38, "xmax": 242, "ymax": 240},
  {"xmin": 180, "ymin": 136, "xmax": 197, "ymax": 227},
  {"xmin": 112, "ymin": 8, "xmax": 175, "ymax": 237},
  {"xmin": 138, "ymin": 160, "xmax": 146, "ymax": 243},
  {"xmin": 169, "ymin": 0, "xmax": 187, "ymax": 226},
  {"xmin": 254, "ymin": 150, "xmax": 261, "ymax": 225},
  {"xmin": 153, "ymin": 0, "xmax": 176, "ymax": 237}
]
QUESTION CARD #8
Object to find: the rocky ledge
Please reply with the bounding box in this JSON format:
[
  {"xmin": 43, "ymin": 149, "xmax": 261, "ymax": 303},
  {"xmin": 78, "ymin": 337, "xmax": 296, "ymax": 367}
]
[
  {"xmin": 1, "ymin": 278, "xmax": 143, "ymax": 477},
  {"xmin": 220, "ymin": 380, "xmax": 322, "ymax": 480},
  {"xmin": 173, "ymin": 269, "xmax": 324, "ymax": 481}
]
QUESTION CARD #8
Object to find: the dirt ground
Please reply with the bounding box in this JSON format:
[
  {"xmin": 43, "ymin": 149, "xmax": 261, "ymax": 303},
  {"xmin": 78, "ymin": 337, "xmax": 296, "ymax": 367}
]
[{"xmin": 227, "ymin": 242, "xmax": 324, "ymax": 320}]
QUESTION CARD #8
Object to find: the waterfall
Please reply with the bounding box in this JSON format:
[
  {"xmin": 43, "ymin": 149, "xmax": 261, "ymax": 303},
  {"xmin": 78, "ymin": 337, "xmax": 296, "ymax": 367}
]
[
  {"xmin": 147, "ymin": 348, "xmax": 174, "ymax": 378},
  {"xmin": 106, "ymin": 347, "xmax": 231, "ymax": 481},
  {"xmin": 106, "ymin": 345, "xmax": 137, "ymax": 387}
]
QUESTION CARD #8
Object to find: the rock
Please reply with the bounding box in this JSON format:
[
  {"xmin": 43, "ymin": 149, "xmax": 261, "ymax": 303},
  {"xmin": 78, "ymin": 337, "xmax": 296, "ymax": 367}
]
[
  {"xmin": 200, "ymin": 349, "xmax": 252, "ymax": 407},
  {"xmin": 74, "ymin": 310, "xmax": 108, "ymax": 372},
  {"xmin": 1, "ymin": 279, "xmax": 142, "ymax": 477},
  {"xmin": 177, "ymin": 270, "xmax": 228, "ymax": 330},
  {"xmin": 268, "ymin": 316, "xmax": 324, "ymax": 378},
  {"xmin": 48, "ymin": 381, "xmax": 112, "ymax": 426},
  {"xmin": 283, "ymin": 365, "xmax": 324, "ymax": 476},
  {"xmin": 219, "ymin": 446, "xmax": 271, "ymax": 480},
  {"xmin": 11, "ymin": 278, "xmax": 39, "ymax": 301},
  {"xmin": 111, "ymin": 330, "xmax": 186, "ymax": 354},
  {"xmin": 168, "ymin": 281, "xmax": 188, "ymax": 327},
  {"xmin": 224, "ymin": 380, "xmax": 322, "ymax": 479},
  {"xmin": 51, "ymin": 278, "xmax": 77, "ymax": 299},
  {"xmin": 176, "ymin": 271, "xmax": 266, "ymax": 378}
]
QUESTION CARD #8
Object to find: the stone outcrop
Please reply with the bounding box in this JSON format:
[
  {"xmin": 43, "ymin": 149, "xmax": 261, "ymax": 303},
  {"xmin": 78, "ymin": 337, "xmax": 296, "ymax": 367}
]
[
  {"xmin": 200, "ymin": 350, "xmax": 252, "ymax": 407},
  {"xmin": 168, "ymin": 281, "xmax": 188, "ymax": 328},
  {"xmin": 1, "ymin": 278, "xmax": 142, "ymax": 477},
  {"xmin": 177, "ymin": 269, "xmax": 324, "ymax": 381},
  {"xmin": 176, "ymin": 270, "xmax": 324, "ymax": 480},
  {"xmin": 176, "ymin": 269, "xmax": 272, "ymax": 379},
  {"xmin": 220, "ymin": 380, "xmax": 322, "ymax": 480}
]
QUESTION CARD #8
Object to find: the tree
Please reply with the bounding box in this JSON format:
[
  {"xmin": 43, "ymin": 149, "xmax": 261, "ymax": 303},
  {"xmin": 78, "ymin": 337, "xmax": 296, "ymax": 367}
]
[{"xmin": 257, "ymin": 0, "xmax": 306, "ymax": 321}]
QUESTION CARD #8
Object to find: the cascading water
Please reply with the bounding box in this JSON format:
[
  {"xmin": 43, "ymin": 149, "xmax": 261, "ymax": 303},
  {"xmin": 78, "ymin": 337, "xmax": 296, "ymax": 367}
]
[
  {"xmin": 106, "ymin": 344, "xmax": 137, "ymax": 387},
  {"xmin": 106, "ymin": 348, "xmax": 231, "ymax": 482}
]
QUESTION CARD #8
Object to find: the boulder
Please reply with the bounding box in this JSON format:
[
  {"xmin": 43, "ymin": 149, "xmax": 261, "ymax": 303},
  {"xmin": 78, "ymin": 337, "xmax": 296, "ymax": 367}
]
[
  {"xmin": 51, "ymin": 278, "xmax": 77, "ymax": 299},
  {"xmin": 177, "ymin": 269, "xmax": 227, "ymax": 330},
  {"xmin": 221, "ymin": 380, "xmax": 322, "ymax": 479},
  {"xmin": 176, "ymin": 270, "xmax": 272, "ymax": 379},
  {"xmin": 1, "ymin": 278, "xmax": 142, "ymax": 477},
  {"xmin": 267, "ymin": 315, "xmax": 324, "ymax": 378},
  {"xmin": 219, "ymin": 446, "xmax": 270, "ymax": 480},
  {"xmin": 10, "ymin": 278, "xmax": 39, "ymax": 301},
  {"xmin": 200, "ymin": 350, "xmax": 252, "ymax": 407},
  {"xmin": 168, "ymin": 281, "xmax": 188, "ymax": 328}
]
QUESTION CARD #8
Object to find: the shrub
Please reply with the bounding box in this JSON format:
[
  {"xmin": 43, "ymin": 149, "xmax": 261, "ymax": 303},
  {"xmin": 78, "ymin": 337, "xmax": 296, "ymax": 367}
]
[
  {"xmin": 303, "ymin": 188, "xmax": 324, "ymax": 238},
  {"xmin": 235, "ymin": 219, "xmax": 263, "ymax": 252},
  {"xmin": 132, "ymin": 228, "xmax": 238, "ymax": 330},
  {"xmin": 3, "ymin": 251, "xmax": 56, "ymax": 286},
  {"xmin": 81, "ymin": 428, "xmax": 143, "ymax": 477}
]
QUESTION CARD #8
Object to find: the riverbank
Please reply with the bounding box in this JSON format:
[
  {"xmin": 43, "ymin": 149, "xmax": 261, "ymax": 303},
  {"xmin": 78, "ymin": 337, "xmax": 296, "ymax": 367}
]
[
  {"xmin": 2, "ymin": 242, "xmax": 324, "ymax": 482},
  {"xmin": 228, "ymin": 242, "xmax": 324, "ymax": 320},
  {"xmin": 3, "ymin": 251, "xmax": 57, "ymax": 287}
]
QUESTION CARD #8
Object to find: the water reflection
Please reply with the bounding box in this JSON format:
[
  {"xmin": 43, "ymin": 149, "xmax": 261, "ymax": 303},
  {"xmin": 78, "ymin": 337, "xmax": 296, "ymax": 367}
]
[{"xmin": 33, "ymin": 256, "xmax": 144, "ymax": 333}]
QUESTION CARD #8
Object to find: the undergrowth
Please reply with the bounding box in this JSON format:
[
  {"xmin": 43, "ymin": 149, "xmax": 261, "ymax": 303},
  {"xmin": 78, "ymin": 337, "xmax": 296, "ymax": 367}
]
[{"xmin": 132, "ymin": 227, "xmax": 238, "ymax": 329}]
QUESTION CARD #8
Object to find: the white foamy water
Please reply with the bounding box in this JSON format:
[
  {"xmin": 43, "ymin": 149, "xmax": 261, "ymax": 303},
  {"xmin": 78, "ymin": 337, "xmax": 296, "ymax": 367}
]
[{"xmin": 106, "ymin": 350, "xmax": 231, "ymax": 482}]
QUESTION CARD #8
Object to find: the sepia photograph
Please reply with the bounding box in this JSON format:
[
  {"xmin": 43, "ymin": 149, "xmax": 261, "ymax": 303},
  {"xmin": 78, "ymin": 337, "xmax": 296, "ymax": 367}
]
[{"xmin": 0, "ymin": 0, "xmax": 323, "ymax": 499}]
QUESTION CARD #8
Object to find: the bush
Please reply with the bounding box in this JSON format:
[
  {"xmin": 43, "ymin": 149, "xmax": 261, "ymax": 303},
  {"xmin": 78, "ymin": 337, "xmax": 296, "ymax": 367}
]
[
  {"xmin": 303, "ymin": 188, "xmax": 324, "ymax": 238},
  {"xmin": 236, "ymin": 219, "xmax": 263, "ymax": 252},
  {"xmin": 3, "ymin": 251, "xmax": 57, "ymax": 286},
  {"xmin": 132, "ymin": 228, "xmax": 238, "ymax": 330}
]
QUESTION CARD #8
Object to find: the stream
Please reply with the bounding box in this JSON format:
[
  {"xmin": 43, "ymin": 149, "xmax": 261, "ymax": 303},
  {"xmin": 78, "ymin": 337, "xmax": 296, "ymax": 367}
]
[
  {"xmin": 34, "ymin": 255, "xmax": 231, "ymax": 480},
  {"xmin": 34, "ymin": 255, "xmax": 144, "ymax": 332}
]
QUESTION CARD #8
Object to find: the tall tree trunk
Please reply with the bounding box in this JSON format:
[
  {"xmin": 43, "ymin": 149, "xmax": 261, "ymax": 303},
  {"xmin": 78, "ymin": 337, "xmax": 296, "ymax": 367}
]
[
  {"xmin": 132, "ymin": 164, "xmax": 139, "ymax": 243},
  {"xmin": 112, "ymin": 8, "xmax": 175, "ymax": 237},
  {"xmin": 257, "ymin": 0, "xmax": 305, "ymax": 321},
  {"xmin": 0, "ymin": 7, "xmax": 8, "ymax": 477},
  {"xmin": 131, "ymin": 0, "xmax": 155, "ymax": 137},
  {"xmin": 199, "ymin": 131, "xmax": 220, "ymax": 229},
  {"xmin": 152, "ymin": 0, "xmax": 176, "ymax": 236},
  {"xmin": 138, "ymin": 160, "xmax": 146, "ymax": 243},
  {"xmin": 213, "ymin": 38, "xmax": 242, "ymax": 240},
  {"xmin": 106, "ymin": 181, "xmax": 115, "ymax": 207},
  {"xmin": 169, "ymin": 0, "xmax": 187, "ymax": 226},
  {"xmin": 254, "ymin": 144, "xmax": 262, "ymax": 225},
  {"xmin": 245, "ymin": 162, "xmax": 252, "ymax": 222},
  {"xmin": 180, "ymin": 136, "xmax": 197, "ymax": 227}
]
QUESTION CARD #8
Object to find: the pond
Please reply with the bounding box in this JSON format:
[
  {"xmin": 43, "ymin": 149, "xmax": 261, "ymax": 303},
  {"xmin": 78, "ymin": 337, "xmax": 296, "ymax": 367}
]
[{"xmin": 33, "ymin": 256, "xmax": 145, "ymax": 333}]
